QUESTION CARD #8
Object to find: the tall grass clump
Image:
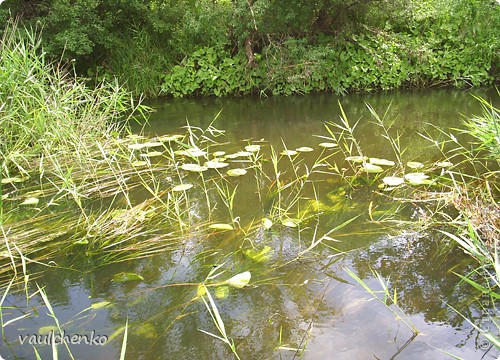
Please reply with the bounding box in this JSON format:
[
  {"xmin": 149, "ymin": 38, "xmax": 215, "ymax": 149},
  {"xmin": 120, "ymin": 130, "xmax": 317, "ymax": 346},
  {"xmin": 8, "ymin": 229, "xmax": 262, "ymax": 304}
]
[{"xmin": 0, "ymin": 21, "xmax": 144, "ymax": 180}]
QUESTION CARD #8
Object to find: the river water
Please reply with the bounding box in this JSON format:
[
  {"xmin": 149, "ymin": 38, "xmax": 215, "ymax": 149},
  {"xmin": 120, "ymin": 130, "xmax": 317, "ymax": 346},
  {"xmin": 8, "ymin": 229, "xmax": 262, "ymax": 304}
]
[{"xmin": 1, "ymin": 88, "xmax": 499, "ymax": 360}]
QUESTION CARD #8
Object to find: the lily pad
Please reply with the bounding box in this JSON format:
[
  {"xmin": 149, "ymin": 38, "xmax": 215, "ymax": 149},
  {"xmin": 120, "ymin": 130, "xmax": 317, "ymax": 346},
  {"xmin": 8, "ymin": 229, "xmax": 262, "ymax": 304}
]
[
  {"xmin": 225, "ymin": 271, "xmax": 251, "ymax": 289},
  {"xmin": 280, "ymin": 150, "xmax": 298, "ymax": 156},
  {"xmin": 282, "ymin": 220, "xmax": 298, "ymax": 228},
  {"xmin": 172, "ymin": 184, "xmax": 194, "ymax": 192},
  {"xmin": 112, "ymin": 272, "xmax": 144, "ymax": 283},
  {"xmin": 127, "ymin": 143, "xmax": 146, "ymax": 150},
  {"xmin": 360, "ymin": 163, "xmax": 384, "ymax": 173},
  {"xmin": 244, "ymin": 145, "xmax": 261, "ymax": 152},
  {"xmin": 142, "ymin": 141, "xmax": 164, "ymax": 148},
  {"xmin": 404, "ymin": 172, "xmax": 429, "ymax": 180},
  {"xmin": 20, "ymin": 197, "xmax": 39, "ymax": 206},
  {"xmin": 205, "ymin": 160, "xmax": 229, "ymax": 169},
  {"xmin": 140, "ymin": 151, "xmax": 162, "ymax": 158},
  {"xmin": 39, "ymin": 326, "xmax": 58, "ymax": 335},
  {"xmin": 226, "ymin": 151, "xmax": 253, "ymax": 159},
  {"xmin": 345, "ymin": 155, "xmax": 368, "ymax": 163},
  {"xmin": 319, "ymin": 142, "xmax": 337, "ymax": 148},
  {"xmin": 382, "ymin": 176, "xmax": 405, "ymax": 186},
  {"xmin": 181, "ymin": 163, "xmax": 208, "ymax": 172},
  {"xmin": 131, "ymin": 160, "xmax": 148, "ymax": 167},
  {"xmin": 369, "ymin": 158, "xmax": 395, "ymax": 166},
  {"xmin": 435, "ymin": 161, "xmax": 453, "ymax": 168},
  {"xmin": 262, "ymin": 218, "xmax": 273, "ymax": 229},
  {"xmin": 296, "ymin": 146, "xmax": 314, "ymax": 152},
  {"xmin": 407, "ymin": 161, "xmax": 424, "ymax": 169},
  {"xmin": 227, "ymin": 168, "xmax": 247, "ymax": 177},
  {"xmin": 185, "ymin": 148, "xmax": 207, "ymax": 157},
  {"xmin": 156, "ymin": 134, "xmax": 184, "ymax": 142},
  {"xmin": 212, "ymin": 151, "xmax": 226, "ymax": 157},
  {"xmin": 208, "ymin": 223, "xmax": 234, "ymax": 231}
]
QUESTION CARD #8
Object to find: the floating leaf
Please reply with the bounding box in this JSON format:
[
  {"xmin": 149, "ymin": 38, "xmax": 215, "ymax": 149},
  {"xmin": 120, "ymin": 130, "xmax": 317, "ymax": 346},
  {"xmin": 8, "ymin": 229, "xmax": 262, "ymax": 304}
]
[
  {"xmin": 136, "ymin": 323, "xmax": 158, "ymax": 339},
  {"xmin": 435, "ymin": 161, "xmax": 453, "ymax": 168},
  {"xmin": 156, "ymin": 134, "xmax": 184, "ymax": 142},
  {"xmin": 296, "ymin": 146, "xmax": 314, "ymax": 152},
  {"xmin": 215, "ymin": 286, "xmax": 229, "ymax": 299},
  {"xmin": 407, "ymin": 161, "xmax": 424, "ymax": 169},
  {"xmin": 20, "ymin": 197, "xmax": 39, "ymax": 206},
  {"xmin": 225, "ymin": 271, "xmax": 251, "ymax": 289},
  {"xmin": 208, "ymin": 223, "xmax": 234, "ymax": 231},
  {"xmin": 181, "ymin": 163, "xmax": 208, "ymax": 172},
  {"xmin": 142, "ymin": 141, "xmax": 164, "ymax": 148},
  {"xmin": 185, "ymin": 148, "xmax": 207, "ymax": 157},
  {"xmin": 140, "ymin": 151, "xmax": 162, "ymax": 158},
  {"xmin": 172, "ymin": 184, "xmax": 193, "ymax": 192},
  {"xmin": 282, "ymin": 220, "xmax": 298, "ymax": 228},
  {"xmin": 1, "ymin": 177, "xmax": 26, "ymax": 184},
  {"xmin": 262, "ymin": 218, "xmax": 273, "ymax": 229},
  {"xmin": 227, "ymin": 168, "xmax": 247, "ymax": 177},
  {"xmin": 406, "ymin": 177, "xmax": 433, "ymax": 186},
  {"xmin": 39, "ymin": 326, "xmax": 58, "ymax": 335},
  {"xmin": 369, "ymin": 158, "xmax": 395, "ymax": 166},
  {"xmin": 382, "ymin": 176, "xmax": 404, "ymax": 186},
  {"xmin": 404, "ymin": 172, "xmax": 429, "ymax": 180},
  {"xmin": 345, "ymin": 155, "xmax": 367, "ymax": 163},
  {"xmin": 131, "ymin": 160, "xmax": 148, "ymax": 167},
  {"xmin": 360, "ymin": 163, "xmax": 384, "ymax": 173},
  {"xmin": 112, "ymin": 272, "xmax": 144, "ymax": 283},
  {"xmin": 91, "ymin": 301, "xmax": 111, "ymax": 310},
  {"xmin": 212, "ymin": 151, "xmax": 226, "ymax": 157},
  {"xmin": 244, "ymin": 145, "xmax": 261, "ymax": 152},
  {"xmin": 73, "ymin": 239, "xmax": 89, "ymax": 245},
  {"xmin": 319, "ymin": 142, "xmax": 337, "ymax": 148},
  {"xmin": 197, "ymin": 284, "xmax": 206, "ymax": 297},
  {"xmin": 226, "ymin": 151, "xmax": 253, "ymax": 159},
  {"xmin": 280, "ymin": 150, "xmax": 298, "ymax": 156},
  {"xmin": 127, "ymin": 143, "xmax": 146, "ymax": 150},
  {"xmin": 205, "ymin": 160, "xmax": 229, "ymax": 169}
]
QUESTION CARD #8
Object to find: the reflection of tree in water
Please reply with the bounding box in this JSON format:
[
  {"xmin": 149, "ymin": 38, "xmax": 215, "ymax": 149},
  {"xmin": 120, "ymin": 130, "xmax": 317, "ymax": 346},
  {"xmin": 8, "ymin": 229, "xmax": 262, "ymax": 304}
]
[{"xmin": 348, "ymin": 229, "xmax": 482, "ymax": 328}]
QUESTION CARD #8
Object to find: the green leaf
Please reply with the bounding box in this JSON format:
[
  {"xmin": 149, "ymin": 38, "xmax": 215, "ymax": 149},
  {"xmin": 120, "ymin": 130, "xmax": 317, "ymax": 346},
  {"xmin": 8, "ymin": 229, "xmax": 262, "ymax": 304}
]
[{"xmin": 112, "ymin": 272, "xmax": 144, "ymax": 283}]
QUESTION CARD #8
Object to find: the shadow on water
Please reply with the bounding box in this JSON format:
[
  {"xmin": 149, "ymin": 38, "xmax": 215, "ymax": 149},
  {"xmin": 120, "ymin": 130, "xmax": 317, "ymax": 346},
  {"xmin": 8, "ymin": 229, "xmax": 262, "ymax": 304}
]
[{"xmin": 1, "ymin": 88, "xmax": 499, "ymax": 359}]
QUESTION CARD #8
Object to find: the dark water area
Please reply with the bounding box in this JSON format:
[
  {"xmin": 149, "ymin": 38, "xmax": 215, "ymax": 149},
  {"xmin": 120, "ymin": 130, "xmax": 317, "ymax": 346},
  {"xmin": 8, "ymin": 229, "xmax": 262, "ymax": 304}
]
[{"xmin": 1, "ymin": 88, "xmax": 499, "ymax": 360}]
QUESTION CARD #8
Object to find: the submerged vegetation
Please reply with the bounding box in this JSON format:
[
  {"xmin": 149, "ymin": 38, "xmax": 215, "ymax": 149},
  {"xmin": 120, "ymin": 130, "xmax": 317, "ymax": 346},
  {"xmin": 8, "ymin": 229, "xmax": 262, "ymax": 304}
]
[{"xmin": 0, "ymin": 22, "xmax": 499, "ymax": 359}]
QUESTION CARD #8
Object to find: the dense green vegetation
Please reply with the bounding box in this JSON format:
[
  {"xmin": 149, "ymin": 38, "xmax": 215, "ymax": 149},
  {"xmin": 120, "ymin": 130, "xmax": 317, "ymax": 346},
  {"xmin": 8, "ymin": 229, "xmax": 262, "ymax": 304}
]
[{"xmin": 2, "ymin": 0, "xmax": 499, "ymax": 96}]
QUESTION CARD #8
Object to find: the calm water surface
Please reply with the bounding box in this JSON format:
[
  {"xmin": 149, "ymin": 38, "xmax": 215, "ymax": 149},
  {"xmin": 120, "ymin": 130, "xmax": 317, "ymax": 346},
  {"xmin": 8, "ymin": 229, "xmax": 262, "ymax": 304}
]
[{"xmin": 1, "ymin": 89, "xmax": 499, "ymax": 360}]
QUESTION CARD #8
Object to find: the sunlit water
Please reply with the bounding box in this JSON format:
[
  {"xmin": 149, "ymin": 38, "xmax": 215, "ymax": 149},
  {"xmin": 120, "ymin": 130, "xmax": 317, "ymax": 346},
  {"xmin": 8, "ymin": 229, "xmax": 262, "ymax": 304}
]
[{"xmin": 1, "ymin": 88, "xmax": 499, "ymax": 360}]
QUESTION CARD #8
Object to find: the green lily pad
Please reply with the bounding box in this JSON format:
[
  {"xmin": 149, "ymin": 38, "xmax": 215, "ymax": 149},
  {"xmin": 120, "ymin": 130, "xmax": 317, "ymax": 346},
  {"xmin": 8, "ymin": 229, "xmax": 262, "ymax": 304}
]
[
  {"xmin": 131, "ymin": 160, "xmax": 148, "ymax": 167},
  {"xmin": 262, "ymin": 218, "xmax": 273, "ymax": 229},
  {"xmin": 296, "ymin": 146, "xmax": 314, "ymax": 152},
  {"xmin": 20, "ymin": 197, "xmax": 39, "ymax": 205},
  {"xmin": 280, "ymin": 150, "xmax": 298, "ymax": 156},
  {"xmin": 435, "ymin": 161, "xmax": 453, "ymax": 168},
  {"xmin": 39, "ymin": 326, "xmax": 58, "ymax": 335},
  {"xmin": 404, "ymin": 172, "xmax": 429, "ymax": 180},
  {"xmin": 142, "ymin": 141, "xmax": 164, "ymax": 148},
  {"xmin": 369, "ymin": 158, "xmax": 395, "ymax": 166},
  {"xmin": 382, "ymin": 176, "xmax": 404, "ymax": 186},
  {"xmin": 226, "ymin": 151, "xmax": 253, "ymax": 159},
  {"xmin": 181, "ymin": 163, "xmax": 208, "ymax": 172},
  {"xmin": 156, "ymin": 134, "xmax": 184, "ymax": 142},
  {"xmin": 205, "ymin": 160, "xmax": 229, "ymax": 169},
  {"xmin": 227, "ymin": 168, "xmax": 247, "ymax": 177},
  {"xmin": 244, "ymin": 145, "xmax": 261, "ymax": 152},
  {"xmin": 172, "ymin": 184, "xmax": 194, "ymax": 192},
  {"xmin": 407, "ymin": 161, "xmax": 424, "ymax": 169},
  {"xmin": 360, "ymin": 163, "xmax": 384, "ymax": 173},
  {"xmin": 212, "ymin": 151, "xmax": 226, "ymax": 157},
  {"xmin": 282, "ymin": 220, "xmax": 298, "ymax": 228},
  {"xmin": 140, "ymin": 151, "xmax": 163, "ymax": 158},
  {"xmin": 136, "ymin": 323, "xmax": 158, "ymax": 339},
  {"xmin": 225, "ymin": 271, "xmax": 251, "ymax": 289},
  {"xmin": 319, "ymin": 142, "xmax": 337, "ymax": 148},
  {"xmin": 208, "ymin": 223, "xmax": 234, "ymax": 231},
  {"xmin": 128, "ymin": 143, "xmax": 146, "ymax": 150},
  {"xmin": 112, "ymin": 272, "xmax": 144, "ymax": 283},
  {"xmin": 346, "ymin": 156, "xmax": 368, "ymax": 163}
]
